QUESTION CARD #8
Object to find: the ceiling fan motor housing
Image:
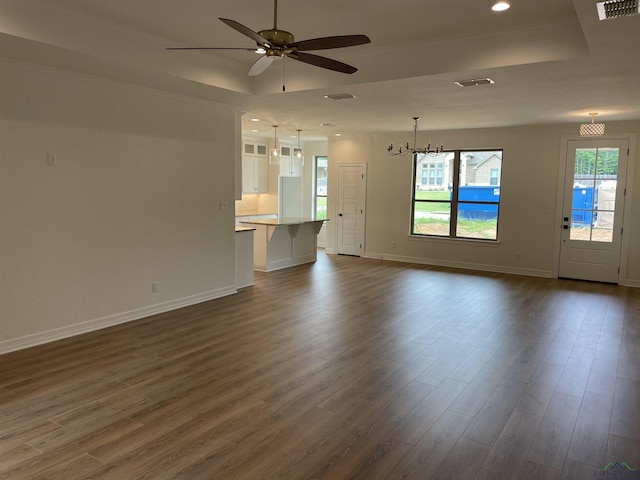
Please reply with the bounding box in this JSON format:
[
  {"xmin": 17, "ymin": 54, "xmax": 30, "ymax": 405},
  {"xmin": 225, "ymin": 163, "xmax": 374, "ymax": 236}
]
[{"xmin": 258, "ymin": 29, "xmax": 294, "ymax": 47}]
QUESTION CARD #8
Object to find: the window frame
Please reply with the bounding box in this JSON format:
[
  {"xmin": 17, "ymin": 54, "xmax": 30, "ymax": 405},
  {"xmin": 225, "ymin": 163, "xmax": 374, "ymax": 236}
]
[
  {"xmin": 410, "ymin": 149, "xmax": 503, "ymax": 241},
  {"xmin": 313, "ymin": 156, "xmax": 328, "ymax": 220}
]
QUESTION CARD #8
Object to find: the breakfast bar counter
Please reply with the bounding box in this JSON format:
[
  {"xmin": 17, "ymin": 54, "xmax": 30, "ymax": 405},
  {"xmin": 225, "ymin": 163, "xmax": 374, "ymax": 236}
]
[{"xmin": 238, "ymin": 217, "xmax": 327, "ymax": 272}]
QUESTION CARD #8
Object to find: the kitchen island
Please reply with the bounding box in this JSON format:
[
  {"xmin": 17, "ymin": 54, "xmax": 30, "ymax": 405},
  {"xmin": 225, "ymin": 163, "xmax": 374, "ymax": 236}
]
[{"xmin": 238, "ymin": 217, "xmax": 327, "ymax": 272}]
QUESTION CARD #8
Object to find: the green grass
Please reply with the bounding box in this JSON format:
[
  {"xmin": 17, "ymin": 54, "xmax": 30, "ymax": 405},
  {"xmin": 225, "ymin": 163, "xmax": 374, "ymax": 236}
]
[
  {"xmin": 414, "ymin": 191, "xmax": 451, "ymax": 214},
  {"xmin": 316, "ymin": 197, "xmax": 327, "ymax": 220},
  {"xmin": 415, "ymin": 191, "xmax": 450, "ymax": 201},
  {"xmin": 414, "ymin": 217, "xmax": 497, "ymax": 239}
]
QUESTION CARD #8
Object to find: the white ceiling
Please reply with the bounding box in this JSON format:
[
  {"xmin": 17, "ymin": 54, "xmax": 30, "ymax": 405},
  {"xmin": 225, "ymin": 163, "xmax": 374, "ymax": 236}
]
[{"xmin": 1, "ymin": 0, "xmax": 639, "ymax": 140}]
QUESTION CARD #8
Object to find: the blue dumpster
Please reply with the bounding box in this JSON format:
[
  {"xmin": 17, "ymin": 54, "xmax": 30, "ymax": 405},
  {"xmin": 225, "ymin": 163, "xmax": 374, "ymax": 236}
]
[
  {"xmin": 456, "ymin": 186, "xmax": 500, "ymax": 220},
  {"xmin": 571, "ymin": 186, "xmax": 593, "ymax": 225}
]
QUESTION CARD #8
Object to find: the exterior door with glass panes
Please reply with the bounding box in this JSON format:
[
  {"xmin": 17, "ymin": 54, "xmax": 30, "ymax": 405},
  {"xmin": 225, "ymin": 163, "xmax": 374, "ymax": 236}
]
[{"xmin": 559, "ymin": 139, "xmax": 629, "ymax": 283}]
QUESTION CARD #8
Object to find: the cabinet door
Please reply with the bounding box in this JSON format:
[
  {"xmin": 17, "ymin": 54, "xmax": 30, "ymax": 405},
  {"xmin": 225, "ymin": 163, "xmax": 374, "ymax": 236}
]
[
  {"xmin": 242, "ymin": 155, "xmax": 268, "ymax": 193},
  {"xmin": 242, "ymin": 155, "xmax": 257, "ymax": 193},
  {"xmin": 279, "ymin": 144, "xmax": 302, "ymax": 177},
  {"xmin": 254, "ymin": 155, "xmax": 268, "ymax": 192},
  {"xmin": 256, "ymin": 144, "xmax": 268, "ymax": 156}
]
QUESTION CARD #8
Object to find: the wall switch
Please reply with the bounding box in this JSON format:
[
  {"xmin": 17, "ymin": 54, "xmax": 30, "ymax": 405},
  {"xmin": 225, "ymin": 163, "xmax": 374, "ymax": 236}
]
[
  {"xmin": 152, "ymin": 281, "xmax": 160, "ymax": 293},
  {"xmin": 219, "ymin": 201, "xmax": 228, "ymax": 210},
  {"xmin": 47, "ymin": 153, "xmax": 57, "ymax": 166}
]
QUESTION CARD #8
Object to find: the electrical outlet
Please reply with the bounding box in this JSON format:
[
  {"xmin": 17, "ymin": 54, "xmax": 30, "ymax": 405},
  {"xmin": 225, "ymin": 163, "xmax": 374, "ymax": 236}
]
[
  {"xmin": 152, "ymin": 281, "xmax": 160, "ymax": 293},
  {"xmin": 391, "ymin": 241, "xmax": 396, "ymax": 249},
  {"xmin": 219, "ymin": 201, "xmax": 228, "ymax": 210},
  {"xmin": 46, "ymin": 153, "xmax": 57, "ymax": 166}
]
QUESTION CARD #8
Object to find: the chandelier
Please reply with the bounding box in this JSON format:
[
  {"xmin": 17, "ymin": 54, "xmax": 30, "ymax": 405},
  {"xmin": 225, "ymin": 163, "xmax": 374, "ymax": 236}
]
[{"xmin": 387, "ymin": 117, "xmax": 444, "ymax": 157}]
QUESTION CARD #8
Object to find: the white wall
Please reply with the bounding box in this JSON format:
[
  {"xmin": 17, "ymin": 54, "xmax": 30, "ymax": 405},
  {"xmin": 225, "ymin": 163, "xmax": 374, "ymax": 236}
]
[
  {"xmin": 0, "ymin": 59, "xmax": 240, "ymax": 353},
  {"xmin": 327, "ymin": 122, "xmax": 640, "ymax": 285}
]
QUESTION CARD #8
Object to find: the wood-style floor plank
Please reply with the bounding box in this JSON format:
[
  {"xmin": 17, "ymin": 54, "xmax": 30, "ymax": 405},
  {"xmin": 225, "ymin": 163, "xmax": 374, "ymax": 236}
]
[{"xmin": 1, "ymin": 253, "xmax": 639, "ymax": 479}]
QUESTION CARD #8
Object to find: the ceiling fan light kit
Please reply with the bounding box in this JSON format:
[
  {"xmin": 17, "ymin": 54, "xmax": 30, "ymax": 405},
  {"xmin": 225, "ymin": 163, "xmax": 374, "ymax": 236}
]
[{"xmin": 168, "ymin": 0, "xmax": 370, "ymax": 77}]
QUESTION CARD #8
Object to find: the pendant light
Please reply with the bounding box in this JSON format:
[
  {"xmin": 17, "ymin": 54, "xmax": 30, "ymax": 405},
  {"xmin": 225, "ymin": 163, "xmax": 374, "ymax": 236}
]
[
  {"xmin": 579, "ymin": 113, "xmax": 605, "ymax": 136},
  {"xmin": 294, "ymin": 129, "xmax": 304, "ymax": 166},
  {"xmin": 269, "ymin": 125, "xmax": 280, "ymax": 165}
]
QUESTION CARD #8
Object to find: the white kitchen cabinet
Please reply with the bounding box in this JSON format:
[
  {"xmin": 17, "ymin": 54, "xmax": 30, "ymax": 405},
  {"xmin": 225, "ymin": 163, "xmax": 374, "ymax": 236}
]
[
  {"xmin": 242, "ymin": 143, "xmax": 268, "ymax": 193},
  {"xmin": 278, "ymin": 143, "xmax": 303, "ymax": 177}
]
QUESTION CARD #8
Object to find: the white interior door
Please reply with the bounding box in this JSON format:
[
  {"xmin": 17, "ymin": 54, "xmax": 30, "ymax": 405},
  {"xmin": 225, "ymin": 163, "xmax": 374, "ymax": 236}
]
[
  {"xmin": 337, "ymin": 164, "xmax": 366, "ymax": 256},
  {"xmin": 559, "ymin": 139, "xmax": 629, "ymax": 283}
]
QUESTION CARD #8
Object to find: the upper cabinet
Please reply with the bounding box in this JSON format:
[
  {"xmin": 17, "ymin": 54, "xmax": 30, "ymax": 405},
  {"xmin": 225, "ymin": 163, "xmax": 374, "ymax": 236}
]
[
  {"xmin": 279, "ymin": 144, "xmax": 303, "ymax": 177},
  {"xmin": 242, "ymin": 143, "xmax": 268, "ymax": 194}
]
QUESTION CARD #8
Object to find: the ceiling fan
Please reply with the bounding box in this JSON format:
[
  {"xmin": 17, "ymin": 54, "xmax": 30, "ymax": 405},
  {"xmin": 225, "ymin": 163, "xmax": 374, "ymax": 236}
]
[{"xmin": 167, "ymin": 0, "xmax": 371, "ymax": 76}]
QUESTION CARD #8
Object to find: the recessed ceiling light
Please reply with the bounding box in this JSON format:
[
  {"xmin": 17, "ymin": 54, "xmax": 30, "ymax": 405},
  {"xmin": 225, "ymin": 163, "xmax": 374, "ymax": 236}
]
[
  {"xmin": 320, "ymin": 123, "xmax": 338, "ymax": 127},
  {"xmin": 250, "ymin": 118, "xmax": 260, "ymax": 122},
  {"xmin": 492, "ymin": 1, "xmax": 510, "ymax": 11},
  {"xmin": 335, "ymin": 133, "xmax": 342, "ymax": 137},
  {"xmin": 251, "ymin": 129, "xmax": 258, "ymax": 133}
]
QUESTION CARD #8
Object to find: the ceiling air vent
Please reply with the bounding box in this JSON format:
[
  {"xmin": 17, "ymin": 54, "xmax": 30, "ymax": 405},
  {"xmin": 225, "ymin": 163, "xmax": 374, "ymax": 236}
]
[
  {"xmin": 597, "ymin": 0, "xmax": 640, "ymax": 20},
  {"xmin": 323, "ymin": 93, "xmax": 356, "ymax": 100},
  {"xmin": 454, "ymin": 78, "xmax": 495, "ymax": 87}
]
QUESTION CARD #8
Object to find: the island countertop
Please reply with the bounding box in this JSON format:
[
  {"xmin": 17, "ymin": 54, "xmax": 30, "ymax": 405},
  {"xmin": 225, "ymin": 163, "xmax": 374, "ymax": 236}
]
[
  {"xmin": 239, "ymin": 218, "xmax": 327, "ymax": 272},
  {"xmin": 239, "ymin": 217, "xmax": 328, "ymax": 226}
]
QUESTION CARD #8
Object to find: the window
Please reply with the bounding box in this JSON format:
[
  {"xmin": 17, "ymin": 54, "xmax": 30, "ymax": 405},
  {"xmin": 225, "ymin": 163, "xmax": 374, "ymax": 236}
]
[
  {"xmin": 490, "ymin": 168, "xmax": 499, "ymax": 186},
  {"xmin": 412, "ymin": 150, "xmax": 503, "ymax": 240},
  {"xmin": 314, "ymin": 156, "xmax": 328, "ymax": 220}
]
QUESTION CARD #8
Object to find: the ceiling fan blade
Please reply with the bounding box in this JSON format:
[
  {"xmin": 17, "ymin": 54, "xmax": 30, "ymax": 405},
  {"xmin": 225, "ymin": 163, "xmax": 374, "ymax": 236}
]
[
  {"xmin": 290, "ymin": 35, "xmax": 371, "ymax": 51},
  {"xmin": 287, "ymin": 51, "xmax": 358, "ymax": 74},
  {"xmin": 249, "ymin": 55, "xmax": 275, "ymax": 76},
  {"xmin": 166, "ymin": 47, "xmax": 257, "ymax": 51},
  {"xmin": 219, "ymin": 18, "xmax": 272, "ymax": 48}
]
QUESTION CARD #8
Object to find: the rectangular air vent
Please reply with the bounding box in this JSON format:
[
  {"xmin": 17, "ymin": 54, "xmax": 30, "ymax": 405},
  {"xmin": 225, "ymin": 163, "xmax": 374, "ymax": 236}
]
[
  {"xmin": 454, "ymin": 78, "xmax": 495, "ymax": 87},
  {"xmin": 323, "ymin": 93, "xmax": 356, "ymax": 100},
  {"xmin": 597, "ymin": 0, "xmax": 639, "ymax": 20}
]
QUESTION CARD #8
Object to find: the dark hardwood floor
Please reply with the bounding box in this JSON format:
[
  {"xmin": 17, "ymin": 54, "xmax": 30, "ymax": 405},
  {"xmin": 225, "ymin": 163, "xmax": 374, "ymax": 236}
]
[{"xmin": 1, "ymin": 253, "xmax": 639, "ymax": 479}]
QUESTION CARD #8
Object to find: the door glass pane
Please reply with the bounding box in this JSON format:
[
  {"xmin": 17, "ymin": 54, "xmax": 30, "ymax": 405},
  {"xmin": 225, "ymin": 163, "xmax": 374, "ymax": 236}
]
[{"xmin": 570, "ymin": 148, "xmax": 618, "ymax": 242}]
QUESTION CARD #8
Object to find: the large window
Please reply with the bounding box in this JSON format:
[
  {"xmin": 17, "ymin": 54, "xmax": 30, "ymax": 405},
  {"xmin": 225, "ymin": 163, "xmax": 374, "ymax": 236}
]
[
  {"xmin": 412, "ymin": 150, "xmax": 503, "ymax": 240},
  {"xmin": 314, "ymin": 156, "xmax": 328, "ymax": 220}
]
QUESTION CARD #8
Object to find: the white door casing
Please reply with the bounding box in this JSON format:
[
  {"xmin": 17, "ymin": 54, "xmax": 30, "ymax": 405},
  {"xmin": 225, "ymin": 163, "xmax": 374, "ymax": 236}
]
[
  {"xmin": 558, "ymin": 138, "xmax": 629, "ymax": 283},
  {"xmin": 336, "ymin": 164, "xmax": 366, "ymax": 256}
]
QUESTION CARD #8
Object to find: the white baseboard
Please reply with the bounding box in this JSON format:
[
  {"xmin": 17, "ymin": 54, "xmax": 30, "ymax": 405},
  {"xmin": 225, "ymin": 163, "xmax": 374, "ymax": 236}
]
[
  {"xmin": 363, "ymin": 251, "xmax": 553, "ymax": 278},
  {"xmin": 623, "ymin": 279, "xmax": 640, "ymax": 288},
  {"xmin": 0, "ymin": 286, "xmax": 237, "ymax": 356}
]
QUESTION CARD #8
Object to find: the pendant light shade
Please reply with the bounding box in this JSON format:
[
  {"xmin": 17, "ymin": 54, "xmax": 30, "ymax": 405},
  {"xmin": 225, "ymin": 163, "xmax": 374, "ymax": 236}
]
[
  {"xmin": 269, "ymin": 125, "xmax": 280, "ymax": 164},
  {"xmin": 579, "ymin": 113, "xmax": 606, "ymax": 136},
  {"xmin": 294, "ymin": 129, "xmax": 304, "ymax": 166}
]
